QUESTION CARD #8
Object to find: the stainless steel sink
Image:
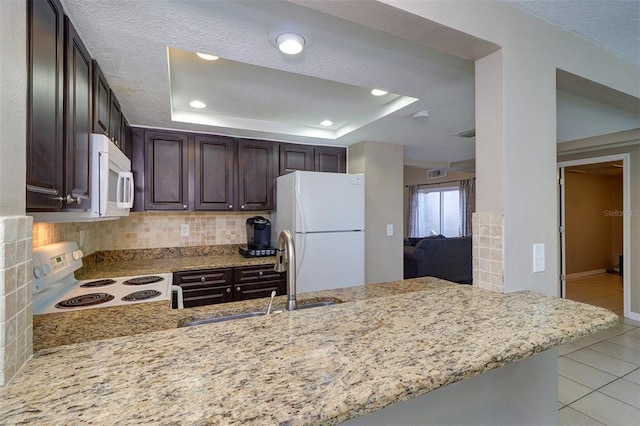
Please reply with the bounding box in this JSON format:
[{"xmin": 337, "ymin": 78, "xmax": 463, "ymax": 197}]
[{"xmin": 179, "ymin": 300, "xmax": 341, "ymax": 327}]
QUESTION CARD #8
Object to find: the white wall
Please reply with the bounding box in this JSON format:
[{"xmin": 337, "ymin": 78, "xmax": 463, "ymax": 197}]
[
  {"xmin": 379, "ymin": 0, "xmax": 640, "ymax": 297},
  {"xmin": 349, "ymin": 141, "xmax": 404, "ymax": 284},
  {"xmin": 0, "ymin": 0, "xmax": 27, "ymax": 216}
]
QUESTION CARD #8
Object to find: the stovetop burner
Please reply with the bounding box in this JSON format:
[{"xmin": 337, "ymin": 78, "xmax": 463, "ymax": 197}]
[
  {"xmin": 80, "ymin": 279, "xmax": 116, "ymax": 288},
  {"xmin": 123, "ymin": 276, "xmax": 164, "ymax": 286},
  {"xmin": 55, "ymin": 293, "xmax": 115, "ymax": 309},
  {"xmin": 122, "ymin": 290, "xmax": 162, "ymax": 301}
]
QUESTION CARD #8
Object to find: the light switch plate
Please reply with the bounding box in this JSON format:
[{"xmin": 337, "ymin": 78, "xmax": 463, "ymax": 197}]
[
  {"xmin": 533, "ymin": 243, "xmax": 545, "ymax": 273},
  {"xmin": 386, "ymin": 224, "xmax": 393, "ymax": 237}
]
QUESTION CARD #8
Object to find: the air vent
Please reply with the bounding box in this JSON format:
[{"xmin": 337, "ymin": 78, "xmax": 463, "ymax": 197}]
[{"xmin": 427, "ymin": 169, "xmax": 447, "ymax": 180}]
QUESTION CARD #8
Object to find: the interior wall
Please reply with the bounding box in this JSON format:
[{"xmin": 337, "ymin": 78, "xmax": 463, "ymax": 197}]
[
  {"xmin": 349, "ymin": 141, "xmax": 404, "ymax": 284},
  {"xmin": 402, "ymin": 166, "xmax": 475, "ymax": 237},
  {"xmin": 565, "ymin": 172, "xmax": 622, "ymax": 274},
  {"xmin": 610, "ymin": 176, "xmax": 624, "ymax": 267},
  {"xmin": 558, "ymin": 142, "xmax": 640, "ymax": 314},
  {"xmin": 381, "ymin": 0, "xmax": 639, "ymax": 298}
]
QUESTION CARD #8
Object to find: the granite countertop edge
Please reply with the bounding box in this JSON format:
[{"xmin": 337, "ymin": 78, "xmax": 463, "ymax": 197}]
[{"xmin": 9, "ymin": 279, "xmax": 618, "ymax": 425}]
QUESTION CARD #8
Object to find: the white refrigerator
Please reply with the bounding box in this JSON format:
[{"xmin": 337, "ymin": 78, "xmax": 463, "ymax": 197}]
[{"xmin": 274, "ymin": 171, "xmax": 365, "ymax": 293}]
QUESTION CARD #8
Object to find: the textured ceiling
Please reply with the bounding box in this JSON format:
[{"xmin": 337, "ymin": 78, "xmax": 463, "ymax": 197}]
[
  {"xmin": 59, "ymin": 0, "xmax": 639, "ymax": 166},
  {"xmin": 512, "ymin": 0, "xmax": 640, "ymax": 67}
]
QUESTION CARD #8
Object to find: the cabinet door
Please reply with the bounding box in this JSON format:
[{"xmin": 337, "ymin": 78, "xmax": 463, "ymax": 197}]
[
  {"xmin": 174, "ymin": 268, "xmax": 233, "ymax": 308},
  {"xmin": 278, "ymin": 143, "xmax": 314, "ymax": 176},
  {"xmin": 27, "ymin": 0, "xmax": 65, "ymax": 210},
  {"xmin": 63, "ymin": 16, "xmax": 91, "ymax": 211},
  {"xmin": 92, "ymin": 60, "xmax": 110, "ymax": 137},
  {"xmin": 233, "ymin": 265, "xmax": 286, "ymax": 301},
  {"xmin": 109, "ymin": 90, "xmax": 122, "ymax": 147},
  {"xmin": 121, "ymin": 114, "xmax": 132, "ymax": 159},
  {"xmin": 144, "ymin": 130, "xmax": 190, "ymax": 210},
  {"xmin": 314, "ymin": 146, "xmax": 346, "ymax": 173},
  {"xmin": 194, "ymin": 135, "xmax": 235, "ymax": 211},
  {"xmin": 237, "ymin": 139, "xmax": 276, "ymax": 211}
]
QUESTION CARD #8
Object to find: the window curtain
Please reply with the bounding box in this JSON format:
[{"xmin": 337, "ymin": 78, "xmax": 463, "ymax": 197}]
[
  {"xmin": 407, "ymin": 184, "xmax": 420, "ymax": 237},
  {"xmin": 459, "ymin": 178, "xmax": 476, "ymax": 237}
]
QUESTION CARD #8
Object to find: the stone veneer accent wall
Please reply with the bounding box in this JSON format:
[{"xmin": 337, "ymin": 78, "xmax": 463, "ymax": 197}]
[
  {"xmin": 472, "ymin": 212, "xmax": 504, "ymax": 292},
  {"xmin": 32, "ymin": 212, "xmax": 270, "ymax": 253},
  {"xmin": 0, "ymin": 216, "xmax": 33, "ymax": 386}
]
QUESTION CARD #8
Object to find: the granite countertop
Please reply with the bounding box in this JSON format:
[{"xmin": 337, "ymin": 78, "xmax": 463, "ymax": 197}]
[{"xmin": 5, "ymin": 279, "xmax": 617, "ymax": 425}]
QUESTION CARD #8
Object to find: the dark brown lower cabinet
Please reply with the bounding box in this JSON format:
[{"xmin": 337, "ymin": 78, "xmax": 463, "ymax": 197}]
[
  {"xmin": 173, "ymin": 268, "xmax": 234, "ymax": 308},
  {"xmin": 233, "ymin": 264, "xmax": 286, "ymax": 301},
  {"xmin": 173, "ymin": 264, "xmax": 285, "ymax": 308}
]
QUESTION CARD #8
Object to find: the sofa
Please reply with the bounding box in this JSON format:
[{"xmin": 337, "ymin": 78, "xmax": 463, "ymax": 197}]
[{"xmin": 403, "ymin": 235, "xmax": 472, "ymax": 284}]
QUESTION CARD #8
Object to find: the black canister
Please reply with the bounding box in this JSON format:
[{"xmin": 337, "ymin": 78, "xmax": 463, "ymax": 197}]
[{"xmin": 246, "ymin": 216, "xmax": 271, "ymax": 250}]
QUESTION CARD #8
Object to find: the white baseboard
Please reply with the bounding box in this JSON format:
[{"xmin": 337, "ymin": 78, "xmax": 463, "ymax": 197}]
[{"xmin": 567, "ymin": 269, "xmax": 608, "ymax": 279}]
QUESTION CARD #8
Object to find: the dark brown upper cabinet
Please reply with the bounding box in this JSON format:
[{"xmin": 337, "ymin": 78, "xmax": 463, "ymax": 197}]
[
  {"xmin": 109, "ymin": 90, "xmax": 122, "ymax": 147},
  {"xmin": 121, "ymin": 114, "xmax": 132, "ymax": 159},
  {"xmin": 27, "ymin": 0, "xmax": 65, "ymax": 210},
  {"xmin": 143, "ymin": 130, "xmax": 190, "ymax": 211},
  {"xmin": 237, "ymin": 138, "xmax": 276, "ymax": 211},
  {"xmin": 194, "ymin": 135, "xmax": 235, "ymax": 211},
  {"xmin": 92, "ymin": 60, "xmax": 110, "ymax": 137},
  {"xmin": 278, "ymin": 143, "xmax": 314, "ymax": 175},
  {"xmin": 315, "ymin": 146, "xmax": 347, "ymax": 173},
  {"xmin": 62, "ymin": 16, "xmax": 92, "ymax": 211}
]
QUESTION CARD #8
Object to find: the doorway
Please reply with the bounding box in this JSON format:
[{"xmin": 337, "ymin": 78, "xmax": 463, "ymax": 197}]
[{"xmin": 558, "ymin": 154, "xmax": 630, "ymax": 318}]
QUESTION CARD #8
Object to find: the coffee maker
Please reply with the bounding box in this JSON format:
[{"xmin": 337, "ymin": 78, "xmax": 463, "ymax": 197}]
[{"xmin": 239, "ymin": 216, "xmax": 276, "ymax": 257}]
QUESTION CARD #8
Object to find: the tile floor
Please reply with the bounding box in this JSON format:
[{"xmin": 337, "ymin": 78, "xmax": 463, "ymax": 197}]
[{"xmin": 558, "ymin": 273, "xmax": 640, "ymax": 425}]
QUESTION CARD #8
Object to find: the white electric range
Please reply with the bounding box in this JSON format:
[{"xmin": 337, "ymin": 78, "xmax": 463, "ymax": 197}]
[{"xmin": 32, "ymin": 241, "xmax": 172, "ymax": 315}]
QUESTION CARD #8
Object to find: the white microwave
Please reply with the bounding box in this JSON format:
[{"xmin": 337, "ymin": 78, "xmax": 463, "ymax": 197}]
[{"xmin": 30, "ymin": 134, "xmax": 134, "ymax": 222}]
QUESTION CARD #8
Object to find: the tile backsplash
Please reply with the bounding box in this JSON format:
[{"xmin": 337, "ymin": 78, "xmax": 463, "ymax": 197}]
[
  {"xmin": 32, "ymin": 212, "xmax": 270, "ymax": 253},
  {"xmin": 1, "ymin": 216, "xmax": 33, "ymax": 386}
]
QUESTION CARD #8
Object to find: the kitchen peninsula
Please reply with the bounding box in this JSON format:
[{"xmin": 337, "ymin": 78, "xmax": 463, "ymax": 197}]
[{"xmin": 2, "ymin": 278, "xmax": 616, "ymax": 425}]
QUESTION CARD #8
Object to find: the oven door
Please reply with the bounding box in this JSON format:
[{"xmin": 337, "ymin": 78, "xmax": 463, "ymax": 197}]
[{"xmin": 98, "ymin": 143, "xmax": 134, "ymax": 217}]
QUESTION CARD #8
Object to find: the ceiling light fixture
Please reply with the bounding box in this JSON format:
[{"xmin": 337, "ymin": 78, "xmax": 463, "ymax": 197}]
[
  {"xmin": 276, "ymin": 33, "xmax": 306, "ymax": 55},
  {"xmin": 370, "ymin": 89, "xmax": 388, "ymax": 96},
  {"xmin": 320, "ymin": 120, "xmax": 333, "ymax": 127},
  {"xmin": 189, "ymin": 100, "xmax": 206, "ymax": 109},
  {"xmin": 196, "ymin": 52, "xmax": 219, "ymax": 61}
]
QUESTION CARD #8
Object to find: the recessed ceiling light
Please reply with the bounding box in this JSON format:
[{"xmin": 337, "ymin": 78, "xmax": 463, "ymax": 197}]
[
  {"xmin": 276, "ymin": 33, "xmax": 306, "ymax": 55},
  {"xmin": 320, "ymin": 120, "xmax": 333, "ymax": 127},
  {"xmin": 370, "ymin": 89, "xmax": 388, "ymax": 96},
  {"xmin": 189, "ymin": 100, "xmax": 206, "ymax": 109},
  {"xmin": 196, "ymin": 52, "xmax": 219, "ymax": 61}
]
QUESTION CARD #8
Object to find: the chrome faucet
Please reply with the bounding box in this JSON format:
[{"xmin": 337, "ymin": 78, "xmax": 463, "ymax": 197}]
[{"xmin": 274, "ymin": 229, "xmax": 297, "ymax": 311}]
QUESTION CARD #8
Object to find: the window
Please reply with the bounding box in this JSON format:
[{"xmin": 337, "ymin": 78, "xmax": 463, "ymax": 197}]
[{"xmin": 417, "ymin": 186, "xmax": 460, "ymax": 237}]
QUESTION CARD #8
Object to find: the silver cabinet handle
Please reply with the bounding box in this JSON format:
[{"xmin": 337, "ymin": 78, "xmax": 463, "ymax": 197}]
[
  {"xmin": 240, "ymin": 205, "xmax": 245, "ymax": 210},
  {"xmin": 226, "ymin": 288, "xmax": 231, "ymax": 293},
  {"xmin": 236, "ymin": 287, "xmax": 241, "ymax": 292},
  {"xmin": 228, "ymin": 204, "xmax": 233, "ymax": 209},
  {"xmin": 200, "ymin": 277, "xmax": 206, "ymax": 282},
  {"xmin": 182, "ymin": 204, "xmax": 187, "ymax": 209},
  {"xmin": 258, "ymin": 271, "xmax": 263, "ymax": 276}
]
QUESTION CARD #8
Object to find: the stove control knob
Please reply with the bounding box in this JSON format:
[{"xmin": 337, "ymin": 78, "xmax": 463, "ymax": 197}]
[
  {"xmin": 72, "ymin": 250, "xmax": 84, "ymax": 260},
  {"xmin": 33, "ymin": 266, "xmax": 45, "ymax": 279}
]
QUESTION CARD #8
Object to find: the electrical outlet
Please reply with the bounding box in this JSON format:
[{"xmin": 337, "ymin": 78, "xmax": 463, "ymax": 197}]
[
  {"xmin": 386, "ymin": 224, "xmax": 393, "ymax": 237},
  {"xmin": 79, "ymin": 230, "xmax": 85, "ymax": 246},
  {"xmin": 181, "ymin": 224, "xmax": 190, "ymax": 237}
]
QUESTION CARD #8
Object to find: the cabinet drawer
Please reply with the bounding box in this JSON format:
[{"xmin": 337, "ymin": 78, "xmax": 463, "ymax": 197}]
[
  {"xmin": 174, "ymin": 268, "xmax": 232, "ymax": 289},
  {"xmin": 182, "ymin": 285, "xmax": 233, "ymax": 308},
  {"xmin": 234, "ymin": 280, "xmax": 286, "ymax": 301},
  {"xmin": 234, "ymin": 265, "xmax": 283, "ymax": 284}
]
